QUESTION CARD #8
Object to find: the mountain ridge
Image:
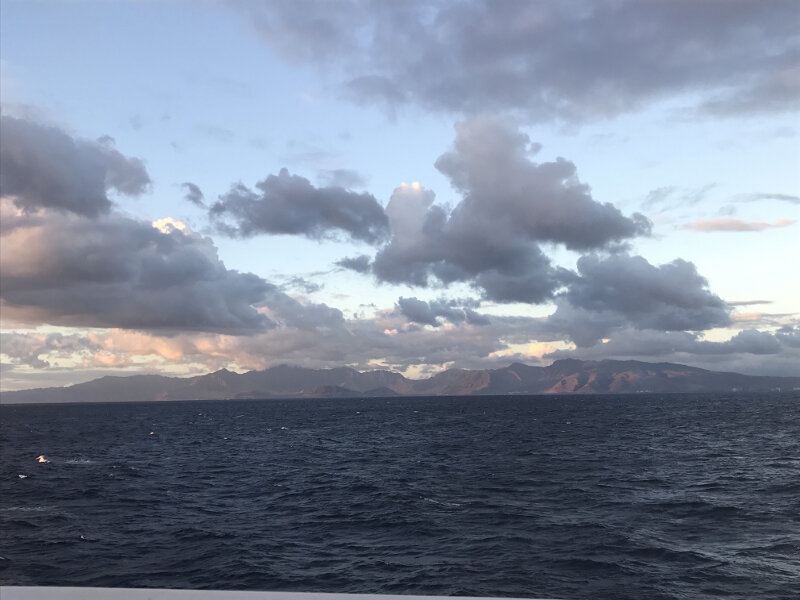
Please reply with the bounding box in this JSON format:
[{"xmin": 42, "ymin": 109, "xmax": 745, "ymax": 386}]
[{"xmin": 2, "ymin": 359, "xmax": 799, "ymax": 404}]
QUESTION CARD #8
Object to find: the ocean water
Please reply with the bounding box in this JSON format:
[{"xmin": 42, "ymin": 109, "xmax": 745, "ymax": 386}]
[{"xmin": 1, "ymin": 394, "xmax": 798, "ymax": 599}]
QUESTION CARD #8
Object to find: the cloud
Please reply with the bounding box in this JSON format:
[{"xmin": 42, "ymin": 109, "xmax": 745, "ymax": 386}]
[
  {"xmin": 370, "ymin": 117, "xmax": 649, "ymax": 302},
  {"xmin": 8, "ymin": 306, "xmax": 538, "ymax": 379},
  {"xmin": 0, "ymin": 115, "xmax": 151, "ymax": 218},
  {"xmin": 0, "ymin": 201, "xmax": 274, "ymax": 334},
  {"xmin": 317, "ymin": 168, "xmax": 367, "ymax": 189},
  {"xmin": 641, "ymin": 184, "xmax": 717, "ymax": 212},
  {"xmin": 776, "ymin": 325, "xmax": 800, "ymax": 348},
  {"xmin": 542, "ymin": 254, "xmax": 732, "ymax": 347},
  {"xmin": 566, "ymin": 254, "xmax": 732, "ymax": 331},
  {"xmin": 696, "ymin": 329, "xmax": 783, "ymax": 356},
  {"xmin": 344, "ymin": 75, "xmax": 407, "ymax": 116},
  {"xmin": 235, "ymin": 0, "xmax": 799, "ymax": 121},
  {"xmin": 738, "ymin": 192, "xmax": 800, "ymax": 205},
  {"xmin": 0, "ymin": 267, "xmax": 565, "ymax": 380},
  {"xmin": 396, "ymin": 296, "xmax": 490, "ymax": 327},
  {"xmin": 544, "ymin": 327, "xmax": 790, "ymax": 361},
  {"xmin": 0, "ymin": 242, "xmax": 792, "ymax": 382},
  {"xmin": 730, "ymin": 310, "xmax": 796, "ymax": 330},
  {"xmin": 335, "ymin": 254, "xmax": 372, "ymax": 273},
  {"xmin": 727, "ymin": 300, "xmax": 773, "ymax": 307},
  {"xmin": 258, "ymin": 288, "xmax": 345, "ymax": 331},
  {"xmin": 236, "ymin": 0, "xmax": 365, "ymax": 64},
  {"xmin": 209, "ymin": 168, "xmax": 390, "ymax": 243},
  {"xmin": 641, "ymin": 186, "xmax": 677, "ymax": 209},
  {"xmin": 181, "ymin": 310, "xmax": 541, "ymax": 373},
  {"xmin": 280, "ymin": 139, "xmax": 336, "ymax": 166},
  {"xmin": 371, "ymin": 181, "xmax": 569, "ymax": 303},
  {"xmin": 196, "ymin": 124, "xmax": 234, "ymax": 143},
  {"xmin": 542, "ymin": 324, "xmax": 800, "ymax": 376},
  {"xmin": 433, "ymin": 117, "xmax": 651, "ymax": 249},
  {"xmin": 6, "ymin": 302, "xmax": 800, "ymax": 388},
  {"xmin": 280, "ymin": 275, "xmax": 323, "ymax": 295},
  {"xmin": 0, "ymin": 332, "xmax": 96, "ymax": 368},
  {"xmin": 684, "ymin": 217, "xmax": 795, "ymax": 232},
  {"xmin": 700, "ymin": 56, "xmax": 800, "ymax": 116},
  {"xmin": 181, "ymin": 182, "xmax": 206, "ymax": 207}
]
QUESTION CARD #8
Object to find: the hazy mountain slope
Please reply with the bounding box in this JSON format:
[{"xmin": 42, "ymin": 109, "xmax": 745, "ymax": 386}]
[
  {"xmin": 1, "ymin": 374, "xmax": 186, "ymax": 404},
  {"xmin": 2, "ymin": 360, "xmax": 798, "ymax": 404}
]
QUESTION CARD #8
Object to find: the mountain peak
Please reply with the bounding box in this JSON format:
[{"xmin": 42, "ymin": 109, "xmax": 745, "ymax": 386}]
[{"xmin": 549, "ymin": 358, "xmax": 585, "ymax": 368}]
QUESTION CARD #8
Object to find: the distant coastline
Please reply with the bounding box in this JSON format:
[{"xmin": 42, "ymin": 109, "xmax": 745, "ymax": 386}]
[{"xmin": 3, "ymin": 359, "xmax": 799, "ymax": 405}]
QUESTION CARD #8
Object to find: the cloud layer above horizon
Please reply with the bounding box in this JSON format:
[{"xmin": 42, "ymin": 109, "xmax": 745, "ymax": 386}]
[
  {"xmin": 1, "ymin": 0, "xmax": 798, "ymax": 389},
  {"xmin": 236, "ymin": 0, "xmax": 799, "ymax": 120}
]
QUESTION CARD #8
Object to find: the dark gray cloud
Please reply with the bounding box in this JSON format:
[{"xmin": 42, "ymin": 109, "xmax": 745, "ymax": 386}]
[
  {"xmin": 209, "ymin": 168, "xmax": 389, "ymax": 243},
  {"xmin": 545, "ymin": 327, "xmax": 787, "ymax": 360},
  {"xmin": 545, "ymin": 329, "xmax": 699, "ymax": 361},
  {"xmin": 236, "ymin": 0, "xmax": 799, "ymax": 121},
  {"xmin": 776, "ymin": 325, "xmax": 800, "ymax": 348},
  {"xmin": 695, "ymin": 329, "xmax": 783, "ymax": 356},
  {"xmin": 371, "ymin": 184, "xmax": 570, "ymax": 303},
  {"xmin": 539, "ymin": 302, "xmax": 628, "ymax": 349},
  {"xmin": 464, "ymin": 309, "xmax": 491, "ymax": 327},
  {"xmin": 260, "ymin": 288, "xmax": 344, "ymax": 331},
  {"xmin": 699, "ymin": 51, "xmax": 800, "ymax": 116},
  {"xmin": 0, "ymin": 116, "xmax": 151, "ymax": 218},
  {"xmin": 560, "ymin": 254, "xmax": 732, "ymax": 340},
  {"xmin": 526, "ymin": 253, "xmax": 733, "ymax": 348},
  {"xmin": 543, "ymin": 325, "xmax": 800, "ymax": 377},
  {"xmin": 0, "ymin": 206, "xmax": 274, "ymax": 334},
  {"xmin": 433, "ymin": 117, "xmax": 651, "ymax": 250},
  {"xmin": 372, "ymin": 186, "xmax": 569, "ymax": 302},
  {"xmin": 396, "ymin": 297, "xmax": 490, "ymax": 327},
  {"xmin": 336, "ymin": 254, "xmax": 372, "ymax": 273},
  {"xmin": 727, "ymin": 300, "xmax": 773, "ymax": 307},
  {"xmin": 370, "ymin": 117, "xmax": 648, "ymax": 302},
  {"xmin": 181, "ymin": 182, "xmax": 206, "ymax": 207}
]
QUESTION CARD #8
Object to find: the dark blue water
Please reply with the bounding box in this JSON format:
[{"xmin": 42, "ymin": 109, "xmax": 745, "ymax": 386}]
[{"xmin": 1, "ymin": 394, "xmax": 798, "ymax": 599}]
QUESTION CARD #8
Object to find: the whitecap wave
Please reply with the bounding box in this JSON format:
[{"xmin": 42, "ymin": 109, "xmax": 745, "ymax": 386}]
[
  {"xmin": 2, "ymin": 505, "xmax": 49, "ymax": 512},
  {"xmin": 422, "ymin": 497, "xmax": 464, "ymax": 508}
]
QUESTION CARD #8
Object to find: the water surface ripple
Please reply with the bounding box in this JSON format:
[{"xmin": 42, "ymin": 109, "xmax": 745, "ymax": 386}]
[{"xmin": 1, "ymin": 394, "xmax": 798, "ymax": 599}]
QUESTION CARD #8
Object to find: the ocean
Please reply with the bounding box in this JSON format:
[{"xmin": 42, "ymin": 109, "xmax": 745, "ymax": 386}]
[{"xmin": 1, "ymin": 394, "xmax": 798, "ymax": 599}]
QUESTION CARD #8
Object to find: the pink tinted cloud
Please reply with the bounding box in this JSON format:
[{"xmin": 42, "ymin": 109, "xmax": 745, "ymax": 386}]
[{"xmin": 685, "ymin": 217, "xmax": 795, "ymax": 232}]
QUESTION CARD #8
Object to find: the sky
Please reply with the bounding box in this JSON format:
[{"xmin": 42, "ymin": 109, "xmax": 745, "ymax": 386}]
[{"xmin": 1, "ymin": 0, "xmax": 799, "ymax": 391}]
